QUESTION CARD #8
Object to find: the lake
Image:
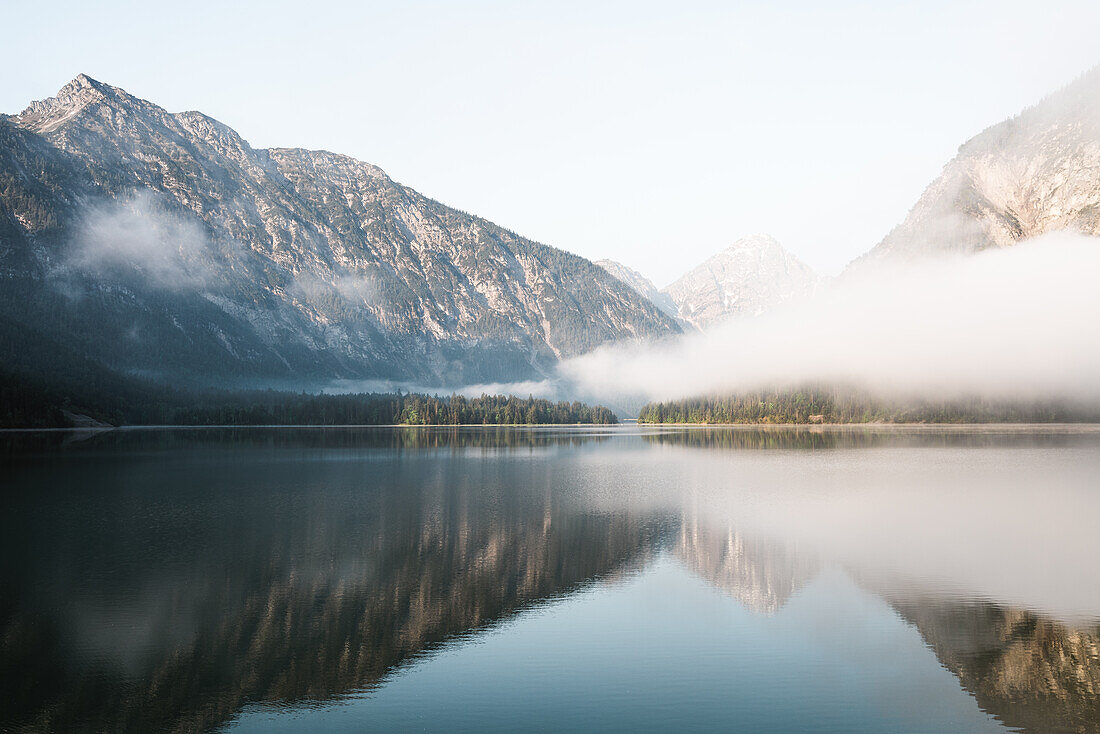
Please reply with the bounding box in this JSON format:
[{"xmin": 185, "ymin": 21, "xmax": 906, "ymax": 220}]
[{"xmin": 2, "ymin": 425, "xmax": 1098, "ymax": 733}]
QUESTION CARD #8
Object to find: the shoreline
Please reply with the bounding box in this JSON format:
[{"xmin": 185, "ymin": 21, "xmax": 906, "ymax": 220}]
[
  {"xmin": 633, "ymin": 422, "xmax": 1100, "ymax": 431},
  {"xmin": 0, "ymin": 422, "xmax": 621, "ymax": 432},
  {"xmin": 5, "ymin": 422, "xmax": 1100, "ymax": 433}
]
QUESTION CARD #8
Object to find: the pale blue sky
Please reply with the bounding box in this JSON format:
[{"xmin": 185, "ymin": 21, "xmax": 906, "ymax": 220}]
[{"xmin": 3, "ymin": 0, "xmax": 1099, "ymax": 283}]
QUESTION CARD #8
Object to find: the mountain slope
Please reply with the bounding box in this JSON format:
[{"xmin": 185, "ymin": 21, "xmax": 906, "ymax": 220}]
[
  {"xmin": 662, "ymin": 234, "xmax": 817, "ymax": 330},
  {"xmin": 0, "ymin": 75, "xmax": 680, "ymax": 386},
  {"xmin": 595, "ymin": 259, "xmax": 679, "ymax": 319},
  {"xmin": 851, "ymin": 66, "xmax": 1100, "ymax": 269}
]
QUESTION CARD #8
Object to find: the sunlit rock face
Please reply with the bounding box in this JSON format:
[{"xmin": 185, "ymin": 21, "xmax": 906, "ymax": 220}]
[
  {"xmin": 662, "ymin": 234, "xmax": 818, "ymax": 330},
  {"xmin": 850, "ymin": 67, "xmax": 1100, "ymax": 271},
  {"xmin": 885, "ymin": 596, "xmax": 1100, "ymax": 734},
  {"xmin": 673, "ymin": 515, "xmax": 819, "ymax": 615},
  {"xmin": 0, "ymin": 75, "xmax": 679, "ymax": 385}
]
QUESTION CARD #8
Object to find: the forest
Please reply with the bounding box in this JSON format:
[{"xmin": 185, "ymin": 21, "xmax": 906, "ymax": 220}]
[
  {"xmin": 170, "ymin": 391, "xmax": 618, "ymax": 427},
  {"xmin": 637, "ymin": 386, "xmax": 1096, "ymax": 424}
]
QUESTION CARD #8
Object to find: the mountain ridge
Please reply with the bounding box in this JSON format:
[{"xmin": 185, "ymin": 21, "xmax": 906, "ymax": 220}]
[
  {"xmin": 595, "ymin": 259, "xmax": 681, "ymax": 321},
  {"xmin": 0, "ymin": 75, "xmax": 680, "ymax": 386}
]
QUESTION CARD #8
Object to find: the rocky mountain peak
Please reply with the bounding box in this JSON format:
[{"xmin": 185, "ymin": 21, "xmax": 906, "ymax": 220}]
[
  {"xmin": 722, "ymin": 232, "xmax": 782, "ymax": 255},
  {"xmin": 663, "ymin": 234, "xmax": 817, "ymax": 329},
  {"xmin": 711, "ymin": 234, "xmax": 796, "ymax": 273},
  {"xmin": 16, "ymin": 74, "xmax": 110, "ymax": 133},
  {"xmin": 58, "ymin": 73, "xmax": 105, "ymax": 99}
]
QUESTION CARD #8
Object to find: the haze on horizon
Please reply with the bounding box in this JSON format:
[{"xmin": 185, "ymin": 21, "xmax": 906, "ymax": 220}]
[
  {"xmin": 4, "ymin": 0, "xmax": 1100, "ymax": 284},
  {"xmin": 560, "ymin": 232, "xmax": 1100, "ymax": 406}
]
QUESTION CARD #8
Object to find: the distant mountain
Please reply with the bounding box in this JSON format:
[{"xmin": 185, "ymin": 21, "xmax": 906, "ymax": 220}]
[
  {"xmin": 851, "ymin": 66, "xmax": 1100, "ymax": 270},
  {"xmin": 662, "ymin": 234, "xmax": 817, "ymax": 330},
  {"xmin": 595, "ymin": 259, "xmax": 680, "ymax": 320},
  {"xmin": 674, "ymin": 515, "xmax": 819, "ymax": 615},
  {"xmin": 0, "ymin": 75, "xmax": 679, "ymax": 387}
]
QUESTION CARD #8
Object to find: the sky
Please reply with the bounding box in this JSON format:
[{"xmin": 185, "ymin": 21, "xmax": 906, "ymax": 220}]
[{"xmin": 3, "ymin": 0, "xmax": 1100, "ymax": 285}]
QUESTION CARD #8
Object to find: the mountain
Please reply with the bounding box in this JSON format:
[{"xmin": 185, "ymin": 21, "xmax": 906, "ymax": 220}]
[
  {"xmin": 852, "ymin": 66, "xmax": 1100, "ymax": 269},
  {"xmin": 887, "ymin": 596, "xmax": 1100, "ymax": 734},
  {"xmin": 595, "ymin": 259, "xmax": 680, "ymax": 320},
  {"xmin": 662, "ymin": 234, "xmax": 817, "ymax": 330},
  {"xmin": 0, "ymin": 75, "xmax": 680, "ymax": 387},
  {"xmin": 674, "ymin": 516, "xmax": 819, "ymax": 615}
]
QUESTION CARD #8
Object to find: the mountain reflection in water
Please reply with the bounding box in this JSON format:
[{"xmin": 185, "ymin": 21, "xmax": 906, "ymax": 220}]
[
  {"xmin": 676, "ymin": 517, "xmax": 1100, "ymax": 734},
  {"xmin": 1, "ymin": 426, "xmax": 1098, "ymax": 733}
]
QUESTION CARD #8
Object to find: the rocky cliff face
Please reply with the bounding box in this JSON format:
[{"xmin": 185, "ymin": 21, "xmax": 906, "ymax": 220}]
[
  {"xmin": 595, "ymin": 258, "xmax": 681, "ymax": 321},
  {"xmin": 673, "ymin": 516, "xmax": 819, "ymax": 615},
  {"xmin": 0, "ymin": 75, "xmax": 679, "ymax": 385},
  {"xmin": 851, "ymin": 67, "xmax": 1100, "ymax": 270},
  {"xmin": 887, "ymin": 597, "xmax": 1100, "ymax": 734},
  {"xmin": 662, "ymin": 234, "xmax": 818, "ymax": 330}
]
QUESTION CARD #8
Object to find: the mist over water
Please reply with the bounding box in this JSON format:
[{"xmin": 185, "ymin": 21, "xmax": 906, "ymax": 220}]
[{"xmin": 560, "ymin": 233, "xmax": 1100, "ymax": 406}]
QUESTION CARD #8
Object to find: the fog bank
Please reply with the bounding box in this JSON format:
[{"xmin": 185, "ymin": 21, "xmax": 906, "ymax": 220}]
[{"xmin": 560, "ymin": 232, "xmax": 1100, "ymax": 404}]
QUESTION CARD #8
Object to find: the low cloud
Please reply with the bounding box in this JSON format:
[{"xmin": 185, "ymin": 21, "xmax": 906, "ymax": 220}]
[
  {"xmin": 290, "ymin": 272, "xmax": 380, "ymax": 309},
  {"xmin": 66, "ymin": 190, "xmax": 214, "ymax": 290},
  {"xmin": 333, "ymin": 274, "xmax": 379, "ymax": 304},
  {"xmin": 559, "ymin": 231, "xmax": 1100, "ymax": 404}
]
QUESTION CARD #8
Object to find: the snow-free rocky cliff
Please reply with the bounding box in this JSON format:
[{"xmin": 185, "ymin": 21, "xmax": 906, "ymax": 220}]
[
  {"xmin": 850, "ymin": 66, "xmax": 1100, "ymax": 270},
  {"xmin": 0, "ymin": 75, "xmax": 680, "ymax": 384},
  {"xmin": 662, "ymin": 234, "xmax": 818, "ymax": 330},
  {"xmin": 594, "ymin": 259, "xmax": 680, "ymax": 320}
]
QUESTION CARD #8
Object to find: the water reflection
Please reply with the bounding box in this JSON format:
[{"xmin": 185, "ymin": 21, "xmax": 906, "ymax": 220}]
[
  {"xmin": 1, "ymin": 426, "xmax": 1098, "ymax": 733},
  {"xmin": 1, "ymin": 430, "xmax": 666, "ymax": 732},
  {"xmin": 0, "ymin": 425, "xmax": 617, "ymax": 461},
  {"xmin": 641, "ymin": 424, "xmax": 1100, "ymax": 450},
  {"xmin": 671, "ymin": 514, "xmax": 1100, "ymax": 734},
  {"xmin": 886, "ymin": 596, "xmax": 1100, "ymax": 734},
  {"xmin": 674, "ymin": 515, "xmax": 819, "ymax": 615}
]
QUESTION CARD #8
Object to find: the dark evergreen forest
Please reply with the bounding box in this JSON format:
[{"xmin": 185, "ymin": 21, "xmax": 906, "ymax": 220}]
[{"xmin": 638, "ymin": 386, "xmax": 1097, "ymax": 424}]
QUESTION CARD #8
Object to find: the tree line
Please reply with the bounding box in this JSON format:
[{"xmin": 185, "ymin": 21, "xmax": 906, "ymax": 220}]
[
  {"xmin": 170, "ymin": 391, "xmax": 618, "ymax": 427},
  {"xmin": 637, "ymin": 386, "xmax": 1097, "ymax": 424}
]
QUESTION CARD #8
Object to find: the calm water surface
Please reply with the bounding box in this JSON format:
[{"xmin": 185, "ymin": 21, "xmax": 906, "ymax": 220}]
[{"xmin": 2, "ymin": 425, "xmax": 1098, "ymax": 733}]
